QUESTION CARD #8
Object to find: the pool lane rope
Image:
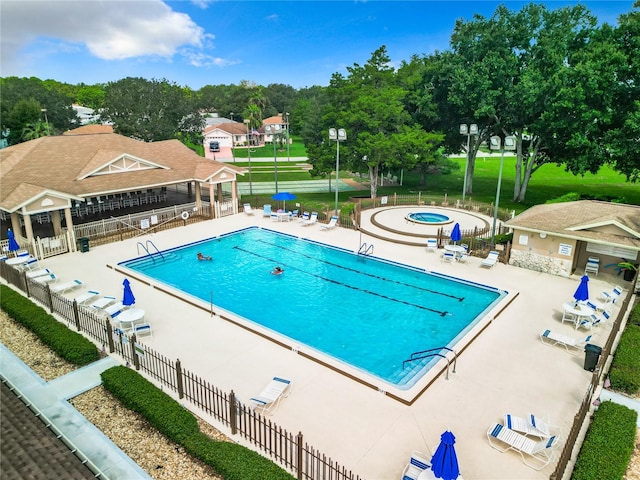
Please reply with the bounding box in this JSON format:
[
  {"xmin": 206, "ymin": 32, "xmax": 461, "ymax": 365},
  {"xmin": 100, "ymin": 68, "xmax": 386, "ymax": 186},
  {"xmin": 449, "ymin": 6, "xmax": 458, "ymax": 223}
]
[
  {"xmin": 253, "ymin": 239, "xmax": 466, "ymax": 302},
  {"xmin": 234, "ymin": 245, "xmax": 450, "ymax": 317}
]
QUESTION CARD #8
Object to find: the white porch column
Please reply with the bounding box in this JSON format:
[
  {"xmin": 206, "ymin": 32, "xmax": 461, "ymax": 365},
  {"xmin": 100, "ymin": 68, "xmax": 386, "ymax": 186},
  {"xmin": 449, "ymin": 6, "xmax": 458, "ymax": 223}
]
[
  {"xmin": 194, "ymin": 182, "xmax": 202, "ymax": 209},
  {"xmin": 209, "ymin": 182, "xmax": 216, "ymax": 219},
  {"xmin": 64, "ymin": 207, "xmax": 76, "ymax": 252}
]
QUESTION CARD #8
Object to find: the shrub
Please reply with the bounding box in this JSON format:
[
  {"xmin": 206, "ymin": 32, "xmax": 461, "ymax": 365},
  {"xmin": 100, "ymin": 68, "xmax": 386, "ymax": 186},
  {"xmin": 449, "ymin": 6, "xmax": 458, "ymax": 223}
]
[
  {"xmin": 0, "ymin": 285, "xmax": 99, "ymax": 365},
  {"xmin": 608, "ymin": 324, "xmax": 640, "ymax": 394},
  {"xmin": 183, "ymin": 432, "xmax": 295, "ymax": 480},
  {"xmin": 102, "ymin": 366, "xmax": 294, "ymax": 479},
  {"xmin": 101, "ymin": 366, "xmax": 199, "ymax": 444},
  {"xmin": 572, "ymin": 401, "xmax": 637, "ymax": 480}
]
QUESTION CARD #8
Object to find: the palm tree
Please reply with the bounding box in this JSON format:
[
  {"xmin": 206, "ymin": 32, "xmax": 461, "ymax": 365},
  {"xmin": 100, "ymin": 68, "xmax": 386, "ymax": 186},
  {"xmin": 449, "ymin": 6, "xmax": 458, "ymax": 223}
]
[{"xmin": 22, "ymin": 120, "xmax": 53, "ymax": 141}]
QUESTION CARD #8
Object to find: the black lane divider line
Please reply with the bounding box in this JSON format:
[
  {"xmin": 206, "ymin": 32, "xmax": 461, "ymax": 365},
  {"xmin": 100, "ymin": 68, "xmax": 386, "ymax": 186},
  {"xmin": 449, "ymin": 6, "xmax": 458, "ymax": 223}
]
[
  {"xmin": 252, "ymin": 239, "xmax": 465, "ymax": 302},
  {"xmin": 235, "ymin": 245, "xmax": 449, "ymax": 316}
]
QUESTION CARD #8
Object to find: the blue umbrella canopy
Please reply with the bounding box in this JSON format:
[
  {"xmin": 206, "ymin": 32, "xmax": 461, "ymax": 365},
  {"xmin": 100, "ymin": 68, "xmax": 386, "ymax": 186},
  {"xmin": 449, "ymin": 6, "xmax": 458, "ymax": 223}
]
[
  {"xmin": 431, "ymin": 430, "xmax": 460, "ymax": 480},
  {"xmin": 7, "ymin": 229, "xmax": 20, "ymax": 252},
  {"xmin": 450, "ymin": 223, "xmax": 462, "ymax": 244},
  {"xmin": 272, "ymin": 191, "xmax": 296, "ymax": 210},
  {"xmin": 573, "ymin": 275, "xmax": 590, "ymax": 303},
  {"xmin": 122, "ymin": 278, "xmax": 136, "ymax": 306}
]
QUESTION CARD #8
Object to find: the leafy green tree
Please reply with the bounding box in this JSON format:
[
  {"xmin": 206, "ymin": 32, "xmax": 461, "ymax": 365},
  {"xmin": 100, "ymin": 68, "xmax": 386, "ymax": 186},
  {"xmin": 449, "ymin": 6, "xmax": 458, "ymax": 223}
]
[
  {"xmin": 604, "ymin": 2, "xmax": 640, "ymax": 182},
  {"xmin": 0, "ymin": 76, "xmax": 76, "ymax": 144},
  {"xmin": 102, "ymin": 77, "xmax": 203, "ymax": 142},
  {"xmin": 76, "ymin": 84, "xmax": 106, "ymax": 110}
]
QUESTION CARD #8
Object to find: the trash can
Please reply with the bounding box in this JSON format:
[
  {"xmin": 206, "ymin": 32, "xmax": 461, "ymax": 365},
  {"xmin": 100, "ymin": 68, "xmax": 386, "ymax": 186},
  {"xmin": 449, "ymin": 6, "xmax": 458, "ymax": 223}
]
[
  {"xmin": 79, "ymin": 237, "xmax": 90, "ymax": 253},
  {"xmin": 584, "ymin": 344, "xmax": 602, "ymax": 371}
]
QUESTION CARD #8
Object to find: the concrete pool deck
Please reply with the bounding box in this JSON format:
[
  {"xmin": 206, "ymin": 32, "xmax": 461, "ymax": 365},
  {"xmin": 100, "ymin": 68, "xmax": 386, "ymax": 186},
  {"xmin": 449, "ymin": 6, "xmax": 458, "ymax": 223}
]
[{"xmin": 34, "ymin": 209, "xmax": 628, "ymax": 480}]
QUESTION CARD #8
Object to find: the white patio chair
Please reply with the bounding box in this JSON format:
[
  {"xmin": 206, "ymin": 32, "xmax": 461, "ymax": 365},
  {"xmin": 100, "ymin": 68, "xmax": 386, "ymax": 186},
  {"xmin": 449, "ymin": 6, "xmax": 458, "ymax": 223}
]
[{"xmin": 248, "ymin": 376, "xmax": 291, "ymax": 415}]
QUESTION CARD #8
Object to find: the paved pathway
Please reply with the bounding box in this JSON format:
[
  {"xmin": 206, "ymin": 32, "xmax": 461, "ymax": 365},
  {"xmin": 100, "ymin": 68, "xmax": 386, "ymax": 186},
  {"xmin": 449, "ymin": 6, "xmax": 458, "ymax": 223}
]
[{"xmin": 0, "ymin": 345, "xmax": 151, "ymax": 480}]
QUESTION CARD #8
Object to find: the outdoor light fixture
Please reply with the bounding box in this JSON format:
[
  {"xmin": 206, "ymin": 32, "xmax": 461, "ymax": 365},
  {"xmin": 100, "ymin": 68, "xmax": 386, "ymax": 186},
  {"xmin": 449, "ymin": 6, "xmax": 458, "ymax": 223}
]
[
  {"xmin": 244, "ymin": 119, "xmax": 253, "ymax": 195},
  {"xmin": 284, "ymin": 112, "xmax": 290, "ymax": 163},
  {"xmin": 329, "ymin": 128, "xmax": 347, "ymax": 216},
  {"xmin": 459, "ymin": 123, "xmax": 478, "ymax": 203},
  {"xmin": 489, "ymin": 135, "xmax": 516, "ymax": 245},
  {"xmin": 265, "ymin": 124, "xmax": 281, "ymax": 193}
]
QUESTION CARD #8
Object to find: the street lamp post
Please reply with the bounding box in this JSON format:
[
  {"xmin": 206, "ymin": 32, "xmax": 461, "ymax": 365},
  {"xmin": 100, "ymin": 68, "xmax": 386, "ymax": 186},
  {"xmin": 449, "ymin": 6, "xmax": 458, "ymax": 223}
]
[
  {"xmin": 489, "ymin": 135, "xmax": 516, "ymax": 245},
  {"xmin": 459, "ymin": 123, "xmax": 478, "ymax": 204},
  {"xmin": 244, "ymin": 119, "xmax": 253, "ymax": 195},
  {"xmin": 265, "ymin": 124, "xmax": 281, "ymax": 193},
  {"xmin": 284, "ymin": 112, "xmax": 290, "ymax": 163},
  {"xmin": 329, "ymin": 128, "xmax": 347, "ymax": 216}
]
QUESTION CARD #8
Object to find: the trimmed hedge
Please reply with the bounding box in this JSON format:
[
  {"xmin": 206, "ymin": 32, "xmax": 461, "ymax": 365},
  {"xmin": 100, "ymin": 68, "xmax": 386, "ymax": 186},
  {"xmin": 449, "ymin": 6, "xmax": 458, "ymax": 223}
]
[
  {"xmin": 101, "ymin": 366, "xmax": 199, "ymax": 444},
  {"xmin": 609, "ymin": 301, "xmax": 640, "ymax": 395},
  {"xmin": 101, "ymin": 366, "xmax": 295, "ymax": 480},
  {"xmin": 0, "ymin": 284, "xmax": 99, "ymax": 365},
  {"xmin": 572, "ymin": 401, "xmax": 637, "ymax": 480}
]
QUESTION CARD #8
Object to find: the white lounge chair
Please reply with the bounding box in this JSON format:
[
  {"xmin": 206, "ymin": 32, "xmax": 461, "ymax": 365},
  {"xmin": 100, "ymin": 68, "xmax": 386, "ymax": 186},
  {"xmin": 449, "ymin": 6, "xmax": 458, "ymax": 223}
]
[
  {"xmin": 302, "ymin": 212, "xmax": 318, "ymax": 226},
  {"xmin": 426, "ymin": 239, "xmax": 438, "ymax": 252},
  {"xmin": 504, "ymin": 413, "xmax": 556, "ymax": 439},
  {"xmin": 540, "ymin": 329, "xmax": 592, "ymax": 353},
  {"xmin": 26, "ymin": 267, "xmax": 53, "ymax": 279},
  {"xmin": 74, "ymin": 290, "xmax": 100, "ymax": 306},
  {"xmin": 34, "ymin": 273, "xmax": 58, "ymax": 284},
  {"xmin": 481, "ymin": 251, "xmax": 499, "ymax": 268},
  {"xmin": 487, "ymin": 423, "xmax": 558, "ymax": 471},
  {"xmin": 103, "ymin": 301, "xmax": 126, "ymax": 318},
  {"xmin": 599, "ymin": 285, "xmax": 623, "ymax": 303},
  {"xmin": 263, "ymin": 204, "xmax": 272, "ymax": 217},
  {"xmin": 243, "ymin": 203, "xmax": 255, "ymax": 215},
  {"xmin": 51, "ymin": 279, "xmax": 84, "ymax": 294},
  {"xmin": 298, "ymin": 211, "xmax": 310, "ymax": 223},
  {"xmin": 400, "ymin": 450, "xmax": 430, "ymax": 480},
  {"xmin": 248, "ymin": 376, "xmax": 291, "ymax": 414},
  {"xmin": 17, "ymin": 257, "xmax": 39, "ymax": 271},
  {"xmin": 320, "ymin": 216, "xmax": 339, "ymax": 230},
  {"xmin": 91, "ymin": 296, "xmax": 117, "ymax": 310}
]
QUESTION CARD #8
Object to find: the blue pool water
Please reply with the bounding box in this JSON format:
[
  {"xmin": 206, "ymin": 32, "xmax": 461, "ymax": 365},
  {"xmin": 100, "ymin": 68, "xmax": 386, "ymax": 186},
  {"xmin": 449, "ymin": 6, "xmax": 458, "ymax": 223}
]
[
  {"xmin": 406, "ymin": 212, "xmax": 451, "ymax": 224},
  {"xmin": 121, "ymin": 228, "xmax": 505, "ymax": 389}
]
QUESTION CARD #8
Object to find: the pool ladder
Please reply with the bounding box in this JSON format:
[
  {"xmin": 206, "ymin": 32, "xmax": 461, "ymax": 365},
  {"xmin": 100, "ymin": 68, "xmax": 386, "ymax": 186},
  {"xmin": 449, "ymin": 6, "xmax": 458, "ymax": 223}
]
[
  {"xmin": 402, "ymin": 347, "xmax": 458, "ymax": 380},
  {"xmin": 358, "ymin": 242, "xmax": 374, "ymax": 256},
  {"xmin": 136, "ymin": 240, "xmax": 164, "ymax": 263}
]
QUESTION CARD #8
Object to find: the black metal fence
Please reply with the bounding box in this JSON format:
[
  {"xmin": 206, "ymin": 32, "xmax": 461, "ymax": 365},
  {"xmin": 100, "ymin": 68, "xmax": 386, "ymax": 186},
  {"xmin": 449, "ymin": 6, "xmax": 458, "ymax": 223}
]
[{"xmin": 0, "ymin": 262, "xmax": 363, "ymax": 480}]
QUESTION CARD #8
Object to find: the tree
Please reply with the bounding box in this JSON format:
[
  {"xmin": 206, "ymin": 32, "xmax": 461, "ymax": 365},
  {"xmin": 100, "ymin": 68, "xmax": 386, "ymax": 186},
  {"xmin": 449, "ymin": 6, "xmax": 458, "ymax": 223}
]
[
  {"xmin": 604, "ymin": 2, "xmax": 640, "ymax": 182},
  {"xmin": 101, "ymin": 77, "xmax": 203, "ymax": 142},
  {"xmin": 0, "ymin": 77, "xmax": 76, "ymax": 144},
  {"xmin": 22, "ymin": 120, "xmax": 54, "ymax": 140}
]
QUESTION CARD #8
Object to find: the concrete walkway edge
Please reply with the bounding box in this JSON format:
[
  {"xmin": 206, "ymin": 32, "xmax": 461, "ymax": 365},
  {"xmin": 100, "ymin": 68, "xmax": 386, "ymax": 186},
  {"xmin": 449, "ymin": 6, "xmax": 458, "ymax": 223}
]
[{"xmin": 0, "ymin": 344, "xmax": 151, "ymax": 480}]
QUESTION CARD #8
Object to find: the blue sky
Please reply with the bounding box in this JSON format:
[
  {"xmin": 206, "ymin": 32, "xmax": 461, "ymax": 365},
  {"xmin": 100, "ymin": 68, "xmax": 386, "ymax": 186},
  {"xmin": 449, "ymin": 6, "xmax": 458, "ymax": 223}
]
[{"xmin": 1, "ymin": 1, "xmax": 634, "ymax": 90}]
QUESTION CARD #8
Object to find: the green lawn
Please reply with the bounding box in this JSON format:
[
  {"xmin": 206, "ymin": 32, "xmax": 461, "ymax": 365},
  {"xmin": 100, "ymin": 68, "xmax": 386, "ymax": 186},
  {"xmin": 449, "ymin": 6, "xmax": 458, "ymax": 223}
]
[
  {"xmin": 233, "ymin": 135, "xmax": 308, "ymax": 158},
  {"xmin": 229, "ymin": 139, "xmax": 639, "ymax": 214}
]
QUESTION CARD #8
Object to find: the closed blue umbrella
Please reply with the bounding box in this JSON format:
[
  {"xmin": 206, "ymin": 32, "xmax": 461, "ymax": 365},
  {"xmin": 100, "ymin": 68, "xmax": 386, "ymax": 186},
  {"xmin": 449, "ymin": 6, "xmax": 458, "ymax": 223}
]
[
  {"xmin": 431, "ymin": 430, "xmax": 460, "ymax": 480},
  {"xmin": 450, "ymin": 223, "xmax": 462, "ymax": 244},
  {"xmin": 122, "ymin": 278, "xmax": 136, "ymax": 306},
  {"xmin": 272, "ymin": 191, "xmax": 296, "ymax": 210},
  {"xmin": 573, "ymin": 275, "xmax": 589, "ymax": 304},
  {"xmin": 7, "ymin": 229, "xmax": 20, "ymax": 253}
]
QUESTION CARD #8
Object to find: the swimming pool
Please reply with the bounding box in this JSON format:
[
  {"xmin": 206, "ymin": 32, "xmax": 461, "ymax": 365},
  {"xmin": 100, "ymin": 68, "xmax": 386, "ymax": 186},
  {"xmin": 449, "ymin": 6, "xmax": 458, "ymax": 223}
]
[{"xmin": 120, "ymin": 228, "xmax": 506, "ymax": 390}]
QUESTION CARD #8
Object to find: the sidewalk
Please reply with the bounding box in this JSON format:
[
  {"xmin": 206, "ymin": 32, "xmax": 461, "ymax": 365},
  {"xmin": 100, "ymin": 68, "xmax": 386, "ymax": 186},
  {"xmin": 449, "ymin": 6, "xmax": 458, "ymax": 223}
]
[{"xmin": 0, "ymin": 345, "xmax": 151, "ymax": 480}]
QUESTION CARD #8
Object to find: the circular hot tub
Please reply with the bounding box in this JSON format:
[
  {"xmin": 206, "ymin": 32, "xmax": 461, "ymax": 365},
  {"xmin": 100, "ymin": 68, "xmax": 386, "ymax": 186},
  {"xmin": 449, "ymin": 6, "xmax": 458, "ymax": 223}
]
[{"xmin": 405, "ymin": 212, "xmax": 451, "ymax": 225}]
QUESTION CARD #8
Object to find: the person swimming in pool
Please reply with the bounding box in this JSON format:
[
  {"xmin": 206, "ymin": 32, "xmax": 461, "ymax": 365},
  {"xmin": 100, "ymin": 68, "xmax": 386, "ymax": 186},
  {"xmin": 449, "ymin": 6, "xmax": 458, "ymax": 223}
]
[
  {"xmin": 272, "ymin": 266, "xmax": 284, "ymax": 275},
  {"xmin": 197, "ymin": 252, "xmax": 212, "ymax": 261}
]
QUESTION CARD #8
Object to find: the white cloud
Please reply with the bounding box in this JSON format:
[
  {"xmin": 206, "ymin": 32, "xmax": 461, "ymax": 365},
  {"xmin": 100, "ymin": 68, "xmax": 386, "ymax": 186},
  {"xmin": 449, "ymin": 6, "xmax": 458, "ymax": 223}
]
[{"xmin": 0, "ymin": 0, "xmax": 228, "ymax": 70}]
